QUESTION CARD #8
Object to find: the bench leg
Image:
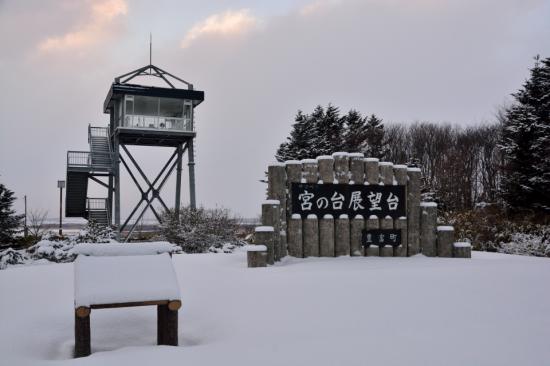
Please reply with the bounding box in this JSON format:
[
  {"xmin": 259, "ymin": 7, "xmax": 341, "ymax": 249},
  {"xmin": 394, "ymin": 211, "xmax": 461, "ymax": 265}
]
[
  {"xmin": 74, "ymin": 309, "xmax": 91, "ymax": 357},
  {"xmin": 157, "ymin": 304, "xmax": 178, "ymax": 346}
]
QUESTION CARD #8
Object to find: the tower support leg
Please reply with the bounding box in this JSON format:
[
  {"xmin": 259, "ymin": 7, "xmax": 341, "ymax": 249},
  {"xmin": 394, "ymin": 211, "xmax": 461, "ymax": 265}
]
[
  {"xmin": 187, "ymin": 140, "xmax": 196, "ymax": 210},
  {"xmin": 114, "ymin": 137, "xmax": 121, "ymax": 239},
  {"xmin": 108, "ymin": 175, "xmax": 113, "ymax": 226},
  {"xmin": 175, "ymin": 143, "xmax": 183, "ymax": 215}
]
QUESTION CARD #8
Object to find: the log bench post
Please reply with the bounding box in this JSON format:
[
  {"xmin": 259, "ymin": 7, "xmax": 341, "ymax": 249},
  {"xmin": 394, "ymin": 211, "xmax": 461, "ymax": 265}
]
[
  {"xmin": 158, "ymin": 300, "xmax": 180, "ymax": 346},
  {"xmin": 74, "ymin": 307, "xmax": 91, "ymax": 358}
]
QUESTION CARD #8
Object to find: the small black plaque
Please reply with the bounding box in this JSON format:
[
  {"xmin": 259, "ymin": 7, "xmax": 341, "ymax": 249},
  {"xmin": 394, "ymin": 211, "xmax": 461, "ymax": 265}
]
[{"xmin": 362, "ymin": 229, "xmax": 401, "ymax": 247}]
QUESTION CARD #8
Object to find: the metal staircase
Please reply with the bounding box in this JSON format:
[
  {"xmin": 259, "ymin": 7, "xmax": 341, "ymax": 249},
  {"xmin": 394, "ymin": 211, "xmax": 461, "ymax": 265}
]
[
  {"xmin": 65, "ymin": 126, "xmax": 114, "ymax": 227},
  {"xmin": 89, "ymin": 126, "xmax": 112, "ymax": 168},
  {"xmin": 87, "ymin": 198, "xmax": 110, "ymax": 227}
]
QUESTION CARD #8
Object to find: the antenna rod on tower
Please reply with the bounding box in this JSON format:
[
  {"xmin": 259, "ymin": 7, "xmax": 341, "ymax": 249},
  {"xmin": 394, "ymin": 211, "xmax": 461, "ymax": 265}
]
[{"xmin": 149, "ymin": 33, "xmax": 152, "ymax": 69}]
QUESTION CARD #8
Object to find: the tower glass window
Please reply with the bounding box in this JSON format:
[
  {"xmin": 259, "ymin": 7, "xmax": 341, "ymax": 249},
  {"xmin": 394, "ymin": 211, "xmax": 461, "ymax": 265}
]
[{"xmin": 122, "ymin": 95, "xmax": 192, "ymax": 131}]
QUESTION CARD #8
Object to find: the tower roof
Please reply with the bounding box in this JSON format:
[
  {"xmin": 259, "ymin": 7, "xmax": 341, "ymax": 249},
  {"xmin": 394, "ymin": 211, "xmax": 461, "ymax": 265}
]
[
  {"xmin": 103, "ymin": 64, "xmax": 204, "ymax": 113},
  {"xmin": 114, "ymin": 64, "xmax": 195, "ymax": 90}
]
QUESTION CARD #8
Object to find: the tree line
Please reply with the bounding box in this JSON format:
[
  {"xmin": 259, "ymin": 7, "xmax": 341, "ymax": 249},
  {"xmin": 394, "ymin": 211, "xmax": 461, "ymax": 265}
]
[{"xmin": 276, "ymin": 56, "xmax": 550, "ymax": 214}]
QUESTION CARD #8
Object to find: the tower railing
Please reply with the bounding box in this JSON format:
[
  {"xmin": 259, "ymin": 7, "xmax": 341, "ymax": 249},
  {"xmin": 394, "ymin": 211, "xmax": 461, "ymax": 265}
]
[{"xmin": 122, "ymin": 115, "xmax": 193, "ymax": 132}]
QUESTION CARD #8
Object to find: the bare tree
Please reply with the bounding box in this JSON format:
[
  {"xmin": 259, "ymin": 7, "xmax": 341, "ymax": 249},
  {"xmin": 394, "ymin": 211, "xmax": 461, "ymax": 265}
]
[
  {"xmin": 383, "ymin": 121, "xmax": 502, "ymax": 213},
  {"xmin": 28, "ymin": 210, "xmax": 48, "ymax": 239}
]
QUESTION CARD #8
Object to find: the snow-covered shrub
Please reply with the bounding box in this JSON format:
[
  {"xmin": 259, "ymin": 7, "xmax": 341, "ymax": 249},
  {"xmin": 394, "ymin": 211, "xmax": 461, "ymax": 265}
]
[
  {"xmin": 498, "ymin": 228, "xmax": 550, "ymax": 257},
  {"xmin": 447, "ymin": 205, "xmax": 550, "ymax": 256},
  {"xmin": 159, "ymin": 206, "xmax": 245, "ymax": 253},
  {"xmin": 27, "ymin": 238, "xmax": 77, "ymax": 263},
  {"xmin": 0, "ymin": 248, "xmax": 28, "ymax": 269},
  {"xmin": 74, "ymin": 220, "xmax": 116, "ymax": 243}
]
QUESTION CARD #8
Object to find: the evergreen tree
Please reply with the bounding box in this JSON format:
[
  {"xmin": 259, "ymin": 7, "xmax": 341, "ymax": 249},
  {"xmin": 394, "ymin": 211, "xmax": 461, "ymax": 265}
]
[
  {"xmin": 0, "ymin": 182, "xmax": 23, "ymax": 244},
  {"xmin": 499, "ymin": 56, "xmax": 550, "ymax": 212},
  {"xmin": 276, "ymin": 105, "xmax": 389, "ymax": 162},
  {"xmin": 342, "ymin": 109, "xmax": 368, "ymax": 152},
  {"xmin": 313, "ymin": 104, "xmax": 345, "ymax": 155},
  {"xmin": 308, "ymin": 105, "xmax": 327, "ymax": 156},
  {"xmin": 276, "ymin": 110, "xmax": 319, "ymax": 161},
  {"xmin": 364, "ymin": 114, "xmax": 387, "ymax": 159}
]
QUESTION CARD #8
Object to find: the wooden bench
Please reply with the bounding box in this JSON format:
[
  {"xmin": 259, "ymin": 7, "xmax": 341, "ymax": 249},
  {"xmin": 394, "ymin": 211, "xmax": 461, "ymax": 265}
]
[{"xmin": 73, "ymin": 253, "xmax": 181, "ymax": 357}]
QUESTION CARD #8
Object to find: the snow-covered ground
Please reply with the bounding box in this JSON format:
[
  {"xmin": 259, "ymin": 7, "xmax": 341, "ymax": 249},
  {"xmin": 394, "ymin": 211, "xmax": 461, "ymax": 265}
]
[{"xmin": 1, "ymin": 251, "xmax": 549, "ymax": 366}]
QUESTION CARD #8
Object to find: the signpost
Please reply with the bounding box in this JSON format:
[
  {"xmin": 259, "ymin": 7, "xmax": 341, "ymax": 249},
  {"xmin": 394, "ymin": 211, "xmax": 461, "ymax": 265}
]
[{"xmin": 58, "ymin": 180, "xmax": 65, "ymax": 236}]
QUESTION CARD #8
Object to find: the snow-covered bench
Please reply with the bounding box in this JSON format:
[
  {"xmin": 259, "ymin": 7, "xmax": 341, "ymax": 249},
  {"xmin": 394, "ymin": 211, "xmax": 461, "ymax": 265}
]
[
  {"xmin": 73, "ymin": 242, "xmax": 179, "ymax": 257},
  {"xmin": 73, "ymin": 253, "xmax": 181, "ymax": 357}
]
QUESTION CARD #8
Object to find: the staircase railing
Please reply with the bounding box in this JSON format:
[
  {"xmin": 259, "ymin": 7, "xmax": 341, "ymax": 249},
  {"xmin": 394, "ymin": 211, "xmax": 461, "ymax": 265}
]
[
  {"xmin": 86, "ymin": 197, "xmax": 111, "ymax": 227},
  {"xmin": 67, "ymin": 151, "xmax": 91, "ymax": 168},
  {"xmin": 88, "ymin": 124, "xmax": 110, "ymax": 143},
  {"xmin": 68, "ymin": 151, "xmax": 113, "ymax": 171},
  {"xmin": 86, "ymin": 198, "xmax": 108, "ymax": 211}
]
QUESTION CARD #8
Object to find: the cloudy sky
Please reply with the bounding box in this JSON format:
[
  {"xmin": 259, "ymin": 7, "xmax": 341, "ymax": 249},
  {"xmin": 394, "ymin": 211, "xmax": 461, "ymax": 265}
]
[{"xmin": 0, "ymin": 0, "xmax": 549, "ymax": 220}]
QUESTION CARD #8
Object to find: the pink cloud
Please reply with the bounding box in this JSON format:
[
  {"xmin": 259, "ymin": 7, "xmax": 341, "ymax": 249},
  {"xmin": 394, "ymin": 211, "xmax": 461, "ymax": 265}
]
[
  {"xmin": 38, "ymin": 0, "xmax": 127, "ymax": 52},
  {"xmin": 181, "ymin": 9, "xmax": 259, "ymax": 49}
]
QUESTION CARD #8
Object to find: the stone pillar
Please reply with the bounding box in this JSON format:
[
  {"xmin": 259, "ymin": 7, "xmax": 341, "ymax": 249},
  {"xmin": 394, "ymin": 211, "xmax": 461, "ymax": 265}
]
[
  {"xmin": 365, "ymin": 158, "xmax": 379, "ymax": 185},
  {"xmin": 302, "ymin": 159, "xmax": 318, "ymax": 183},
  {"xmin": 247, "ymin": 245, "xmax": 268, "ymax": 267},
  {"xmin": 453, "ymin": 242, "xmax": 472, "ymax": 258},
  {"xmin": 335, "ymin": 214, "xmax": 350, "ymax": 256},
  {"xmin": 333, "ymin": 152, "xmax": 350, "ymax": 184},
  {"xmin": 393, "ymin": 165, "xmax": 408, "ymax": 187},
  {"xmin": 262, "ymin": 200, "xmax": 281, "ymax": 261},
  {"xmin": 267, "ymin": 163, "xmax": 287, "ymax": 242},
  {"xmin": 394, "ymin": 216, "xmax": 408, "ymax": 257},
  {"xmin": 365, "ymin": 215, "xmax": 379, "ymax": 256},
  {"xmin": 288, "ymin": 214, "xmax": 303, "ymax": 258},
  {"xmin": 393, "ymin": 164, "xmax": 408, "ymax": 257},
  {"xmin": 349, "ymin": 153, "xmax": 365, "ymax": 184},
  {"xmin": 279, "ymin": 230, "xmax": 287, "ymax": 258},
  {"xmin": 380, "ymin": 245, "xmax": 393, "ymax": 257},
  {"xmin": 437, "ymin": 226, "xmax": 454, "ymax": 258},
  {"xmin": 317, "ymin": 156, "xmax": 335, "ymax": 184},
  {"xmin": 319, "ymin": 214, "xmax": 335, "ymax": 257},
  {"xmin": 283, "ymin": 160, "xmax": 302, "ymax": 217},
  {"xmin": 254, "ymin": 226, "xmax": 275, "ymax": 264},
  {"xmin": 365, "ymin": 245, "xmax": 379, "ymax": 257},
  {"xmin": 420, "ymin": 202, "xmax": 437, "ymax": 257},
  {"xmin": 407, "ymin": 167, "xmax": 421, "ymax": 256},
  {"xmin": 379, "ymin": 162, "xmax": 394, "ymax": 185},
  {"xmin": 350, "ymin": 215, "xmax": 365, "ymax": 256},
  {"xmin": 303, "ymin": 214, "xmax": 319, "ymax": 257},
  {"xmin": 380, "ymin": 216, "xmax": 394, "ymax": 257}
]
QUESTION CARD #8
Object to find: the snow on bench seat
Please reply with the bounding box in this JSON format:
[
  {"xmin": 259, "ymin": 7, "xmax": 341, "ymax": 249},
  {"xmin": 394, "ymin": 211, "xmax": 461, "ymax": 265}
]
[
  {"xmin": 73, "ymin": 242, "xmax": 179, "ymax": 257},
  {"xmin": 74, "ymin": 253, "xmax": 181, "ymax": 307}
]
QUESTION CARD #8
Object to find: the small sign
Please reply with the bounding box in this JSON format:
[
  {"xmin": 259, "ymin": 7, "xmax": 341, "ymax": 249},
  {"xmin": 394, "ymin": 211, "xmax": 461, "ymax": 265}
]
[{"xmin": 362, "ymin": 229, "xmax": 401, "ymax": 247}]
